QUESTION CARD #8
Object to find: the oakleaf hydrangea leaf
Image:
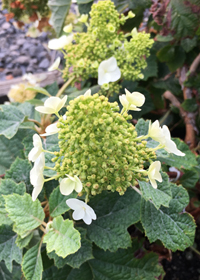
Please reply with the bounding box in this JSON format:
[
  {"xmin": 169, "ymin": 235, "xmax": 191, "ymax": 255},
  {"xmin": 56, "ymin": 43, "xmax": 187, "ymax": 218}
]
[
  {"xmin": 42, "ymin": 263, "xmax": 93, "ymax": 280},
  {"xmin": 141, "ymin": 183, "xmax": 196, "ymax": 251},
  {"xmin": 0, "ymin": 225, "xmax": 22, "ymax": 272},
  {"xmin": 138, "ymin": 172, "xmax": 172, "ymax": 209},
  {"xmin": 0, "ymin": 105, "xmax": 25, "ymax": 139},
  {"xmin": 4, "ymin": 193, "xmax": 45, "ymax": 236},
  {"xmin": 16, "ymin": 232, "xmax": 34, "ymax": 249},
  {"xmin": 5, "ymin": 158, "xmax": 33, "ymax": 194},
  {"xmin": 86, "ymin": 188, "xmax": 141, "ymax": 251},
  {"xmin": 89, "ymin": 240, "xmax": 164, "ymax": 280},
  {"xmin": 48, "ymin": 228, "xmax": 93, "ymax": 268},
  {"xmin": 43, "ymin": 216, "xmax": 81, "ymax": 258},
  {"xmin": 0, "ymin": 179, "xmax": 26, "ymax": 226},
  {"xmin": 22, "ymin": 242, "xmax": 43, "ymax": 280}
]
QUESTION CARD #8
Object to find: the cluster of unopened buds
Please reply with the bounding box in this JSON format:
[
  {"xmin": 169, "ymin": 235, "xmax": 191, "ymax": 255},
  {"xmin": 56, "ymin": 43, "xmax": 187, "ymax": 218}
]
[{"xmin": 28, "ymin": 89, "xmax": 184, "ymax": 225}]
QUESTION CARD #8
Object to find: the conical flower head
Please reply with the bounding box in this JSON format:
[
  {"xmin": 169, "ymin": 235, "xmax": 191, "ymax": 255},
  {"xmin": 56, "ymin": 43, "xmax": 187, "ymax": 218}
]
[{"xmin": 53, "ymin": 94, "xmax": 156, "ymax": 196}]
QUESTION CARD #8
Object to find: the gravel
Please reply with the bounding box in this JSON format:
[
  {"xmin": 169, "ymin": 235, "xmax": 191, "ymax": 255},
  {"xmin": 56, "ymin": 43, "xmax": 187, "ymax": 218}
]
[{"xmin": 0, "ymin": 0, "xmax": 61, "ymax": 81}]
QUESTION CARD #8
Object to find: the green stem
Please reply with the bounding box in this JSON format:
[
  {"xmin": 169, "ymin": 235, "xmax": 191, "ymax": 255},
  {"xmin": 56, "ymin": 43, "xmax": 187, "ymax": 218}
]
[
  {"xmin": 44, "ymin": 175, "xmax": 59, "ymax": 182},
  {"xmin": 44, "ymin": 166, "xmax": 55, "ymax": 170},
  {"xmin": 27, "ymin": 118, "xmax": 43, "ymax": 128},
  {"xmin": 136, "ymin": 135, "xmax": 149, "ymax": 141},
  {"xmin": 150, "ymin": 144, "xmax": 165, "ymax": 152},
  {"xmin": 56, "ymin": 76, "xmax": 75, "ymax": 97},
  {"xmin": 43, "ymin": 150, "xmax": 55, "ymax": 155}
]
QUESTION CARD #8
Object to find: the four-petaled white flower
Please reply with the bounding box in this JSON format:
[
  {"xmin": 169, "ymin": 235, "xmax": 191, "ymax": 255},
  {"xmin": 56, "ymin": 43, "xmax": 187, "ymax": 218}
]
[
  {"xmin": 66, "ymin": 198, "xmax": 97, "ymax": 225},
  {"xmin": 147, "ymin": 161, "xmax": 162, "ymax": 189},
  {"xmin": 119, "ymin": 88, "xmax": 145, "ymax": 111},
  {"xmin": 148, "ymin": 120, "xmax": 164, "ymax": 143},
  {"xmin": 28, "ymin": 134, "xmax": 43, "ymax": 162},
  {"xmin": 40, "ymin": 123, "xmax": 60, "ymax": 137},
  {"xmin": 48, "ymin": 57, "xmax": 61, "ymax": 72},
  {"xmin": 161, "ymin": 125, "xmax": 185, "ymax": 156},
  {"xmin": 30, "ymin": 153, "xmax": 45, "ymax": 201},
  {"xmin": 63, "ymin": 23, "xmax": 73, "ymax": 33},
  {"xmin": 35, "ymin": 95, "xmax": 67, "ymax": 115},
  {"xmin": 98, "ymin": 57, "xmax": 121, "ymax": 86},
  {"xmin": 48, "ymin": 34, "xmax": 73, "ymax": 50},
  {"xmin": 60, "ymin": 175, "xmax": 83, "ymax": 196}
]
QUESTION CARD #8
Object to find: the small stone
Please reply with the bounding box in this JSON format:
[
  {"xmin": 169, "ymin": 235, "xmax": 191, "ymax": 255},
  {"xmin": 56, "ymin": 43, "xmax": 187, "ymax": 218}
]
[
  {"xmin": 2, "ymin": 22, "xmax": 11, "ymax": 29},
  {"xmin": 14, "ymin": 56, "xmax": 29, "ymax": 65},
  {"xmin": 37, "ymin": 51, "xmax": 48, "ymax": 59},
  {"xmin": 29, "ymin": 46, "xmax": 38, "ymax": 57},
  {"xmin": 10, "ymin": 45, "xmax": 18, "ymax": 51},
  {"xmin": 10, "ymin": 51, "xmax": 19, "ymax": 57},
  {"xmin": 12, "ymin": 68, "xmax": 22, "ymax": 77},
  {"xmin": 38, "ymin": 58, "xmax": 50, "ymax": 69},
  {"xmin": 17, "ymin": 38, "xmax": 26, "ymax": 46}
]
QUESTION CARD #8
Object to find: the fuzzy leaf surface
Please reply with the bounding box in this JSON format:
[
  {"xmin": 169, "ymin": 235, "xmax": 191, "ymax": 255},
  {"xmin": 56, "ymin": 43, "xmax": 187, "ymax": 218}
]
[
  {"xmin": 22, "ymin": 242, "xmax": 43, "ymax": 280},
  {"xmin": 138, "ymin": 172, "xmax": 172, "ymax": 209},
  {"xmin": 86, "ymin": 188, "xmax": 141, "ymax": 251},
  {"xmin": 0, "ymin": 130, "xmax": 29, "ymax": 175},
  {"xmin": 89, "ymin": 240, "xmax": 164, "ymax": 280},
  {"xmin": 43, "ymin": 216, "xmax": 81, "ymax": 258},
  {"xmin": 0, "ymin": 262, "xmax": 22, "ymax": 280},
  {"xmin": 5, "ymin": 158, "xmax": 32, "ymax": 194},
  {"xmin": 42, "ymin": 263, "xmax": 93, "ymax": 280},
  {"xmin": 0, "ymin": 225, "xmax": 22, "ymax": 272},
  {"xmin": 49, "ymin": 186, "xmax": 77, "ymax": 217},
  {"xmin": 0, "ymin": 179, "xmax": 26, "ymax": 226},
  {"xmin": 0, "ymin": 105, "xmax": 25, "ymax": 139},
  {"xmin": 48, "ymin": 228, "xmax": 93, "ymax": 268},
  {"xmin": 141, "ymin": 183, "xmax": 196, "ymax": 251},
  {"xmin": 4, "ymin": 193, "xmax": 45, "ymax": 235}
]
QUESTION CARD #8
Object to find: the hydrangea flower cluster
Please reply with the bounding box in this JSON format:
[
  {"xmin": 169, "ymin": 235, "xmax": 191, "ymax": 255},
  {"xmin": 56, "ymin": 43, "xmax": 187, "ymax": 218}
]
[
  {"xmin": 49, "ymin": 0, "xmax": 154, "ymax": 96},
  {"xmin": 28, "ymin": 89, "xmax": 185, "ymax": 225}
]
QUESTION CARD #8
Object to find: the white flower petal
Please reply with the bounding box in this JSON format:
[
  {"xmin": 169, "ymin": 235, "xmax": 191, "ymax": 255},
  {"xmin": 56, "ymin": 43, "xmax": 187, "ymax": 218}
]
[
  {"xmin": 40, "ymin": 123, "xmax": 60, "ymax": 137},
  {"xmin": 60, "ymin": 178, "xmax": 75, "ymax": 195},
  {"xmin": 98, "ymin": 57, "xmax": 121, "ymax": 86},
  {"xmin": 82, "ymin": 212, "xmax": 92, "ymax": 225},
  {"xmin": 147, "ymin": 161, "xmax": 162, "ymax": 189},
  {"xmin": 35, "ymin": 96, "xmax": 67, "ymax": 115},
  {"xmin": 125, "ymin": 89, "xmax": 145, "ymax": 107},
  {"xmin": 63, "ymin": 23, "xmax": 73, "ymax": 33},
  {"xmin": 149, "ymin": 178, "xmax": 157, "ymax": 189},
  {"xmin": 66, "ymin": 198, "xmax": 85, "ymax": 210},
  {"xmin": 66, "ymin": 198, "xmax": 96, "ymax": 225},
  {"xmin": 72, "ymin": 208, "xmax": 85, "ymax": 220},
  {"xmin": 32, "ymin": 181, "xmax": 44, "ymax": 201},
  {"xmin": 48, "ymin": 57, "xmax": 61, "ymax": 71},
  {"xmin": 109, "ymin": 68, "xmax": 121, "ymax": 82},
  {"xmin": 48, "ymin": 34, "xmax": 73, "ymax": 50},
  {"xmin": 84, "ymin": 89, "xmax": 91, "ymax": 97}
]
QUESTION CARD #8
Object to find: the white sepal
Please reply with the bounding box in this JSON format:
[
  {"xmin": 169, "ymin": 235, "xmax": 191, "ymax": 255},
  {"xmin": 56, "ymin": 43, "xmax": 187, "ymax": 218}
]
[
  {"xmin": 40, "ymin": 123, "xmax": 60, "ymax": 137},
  {"xmin": 28, "ymin": 134, "xmax": 43, "ymax": 162},
  {"xmin": 98, "ymin": 57, "xmax": 121, "ymax": 86},
  {"xmin": 48, "ymin": 57, "xmax": 61, "ymax": 71},
  {"xmin": 147, "ymin": 161, "xmax": 162, "ymax": 189}
]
